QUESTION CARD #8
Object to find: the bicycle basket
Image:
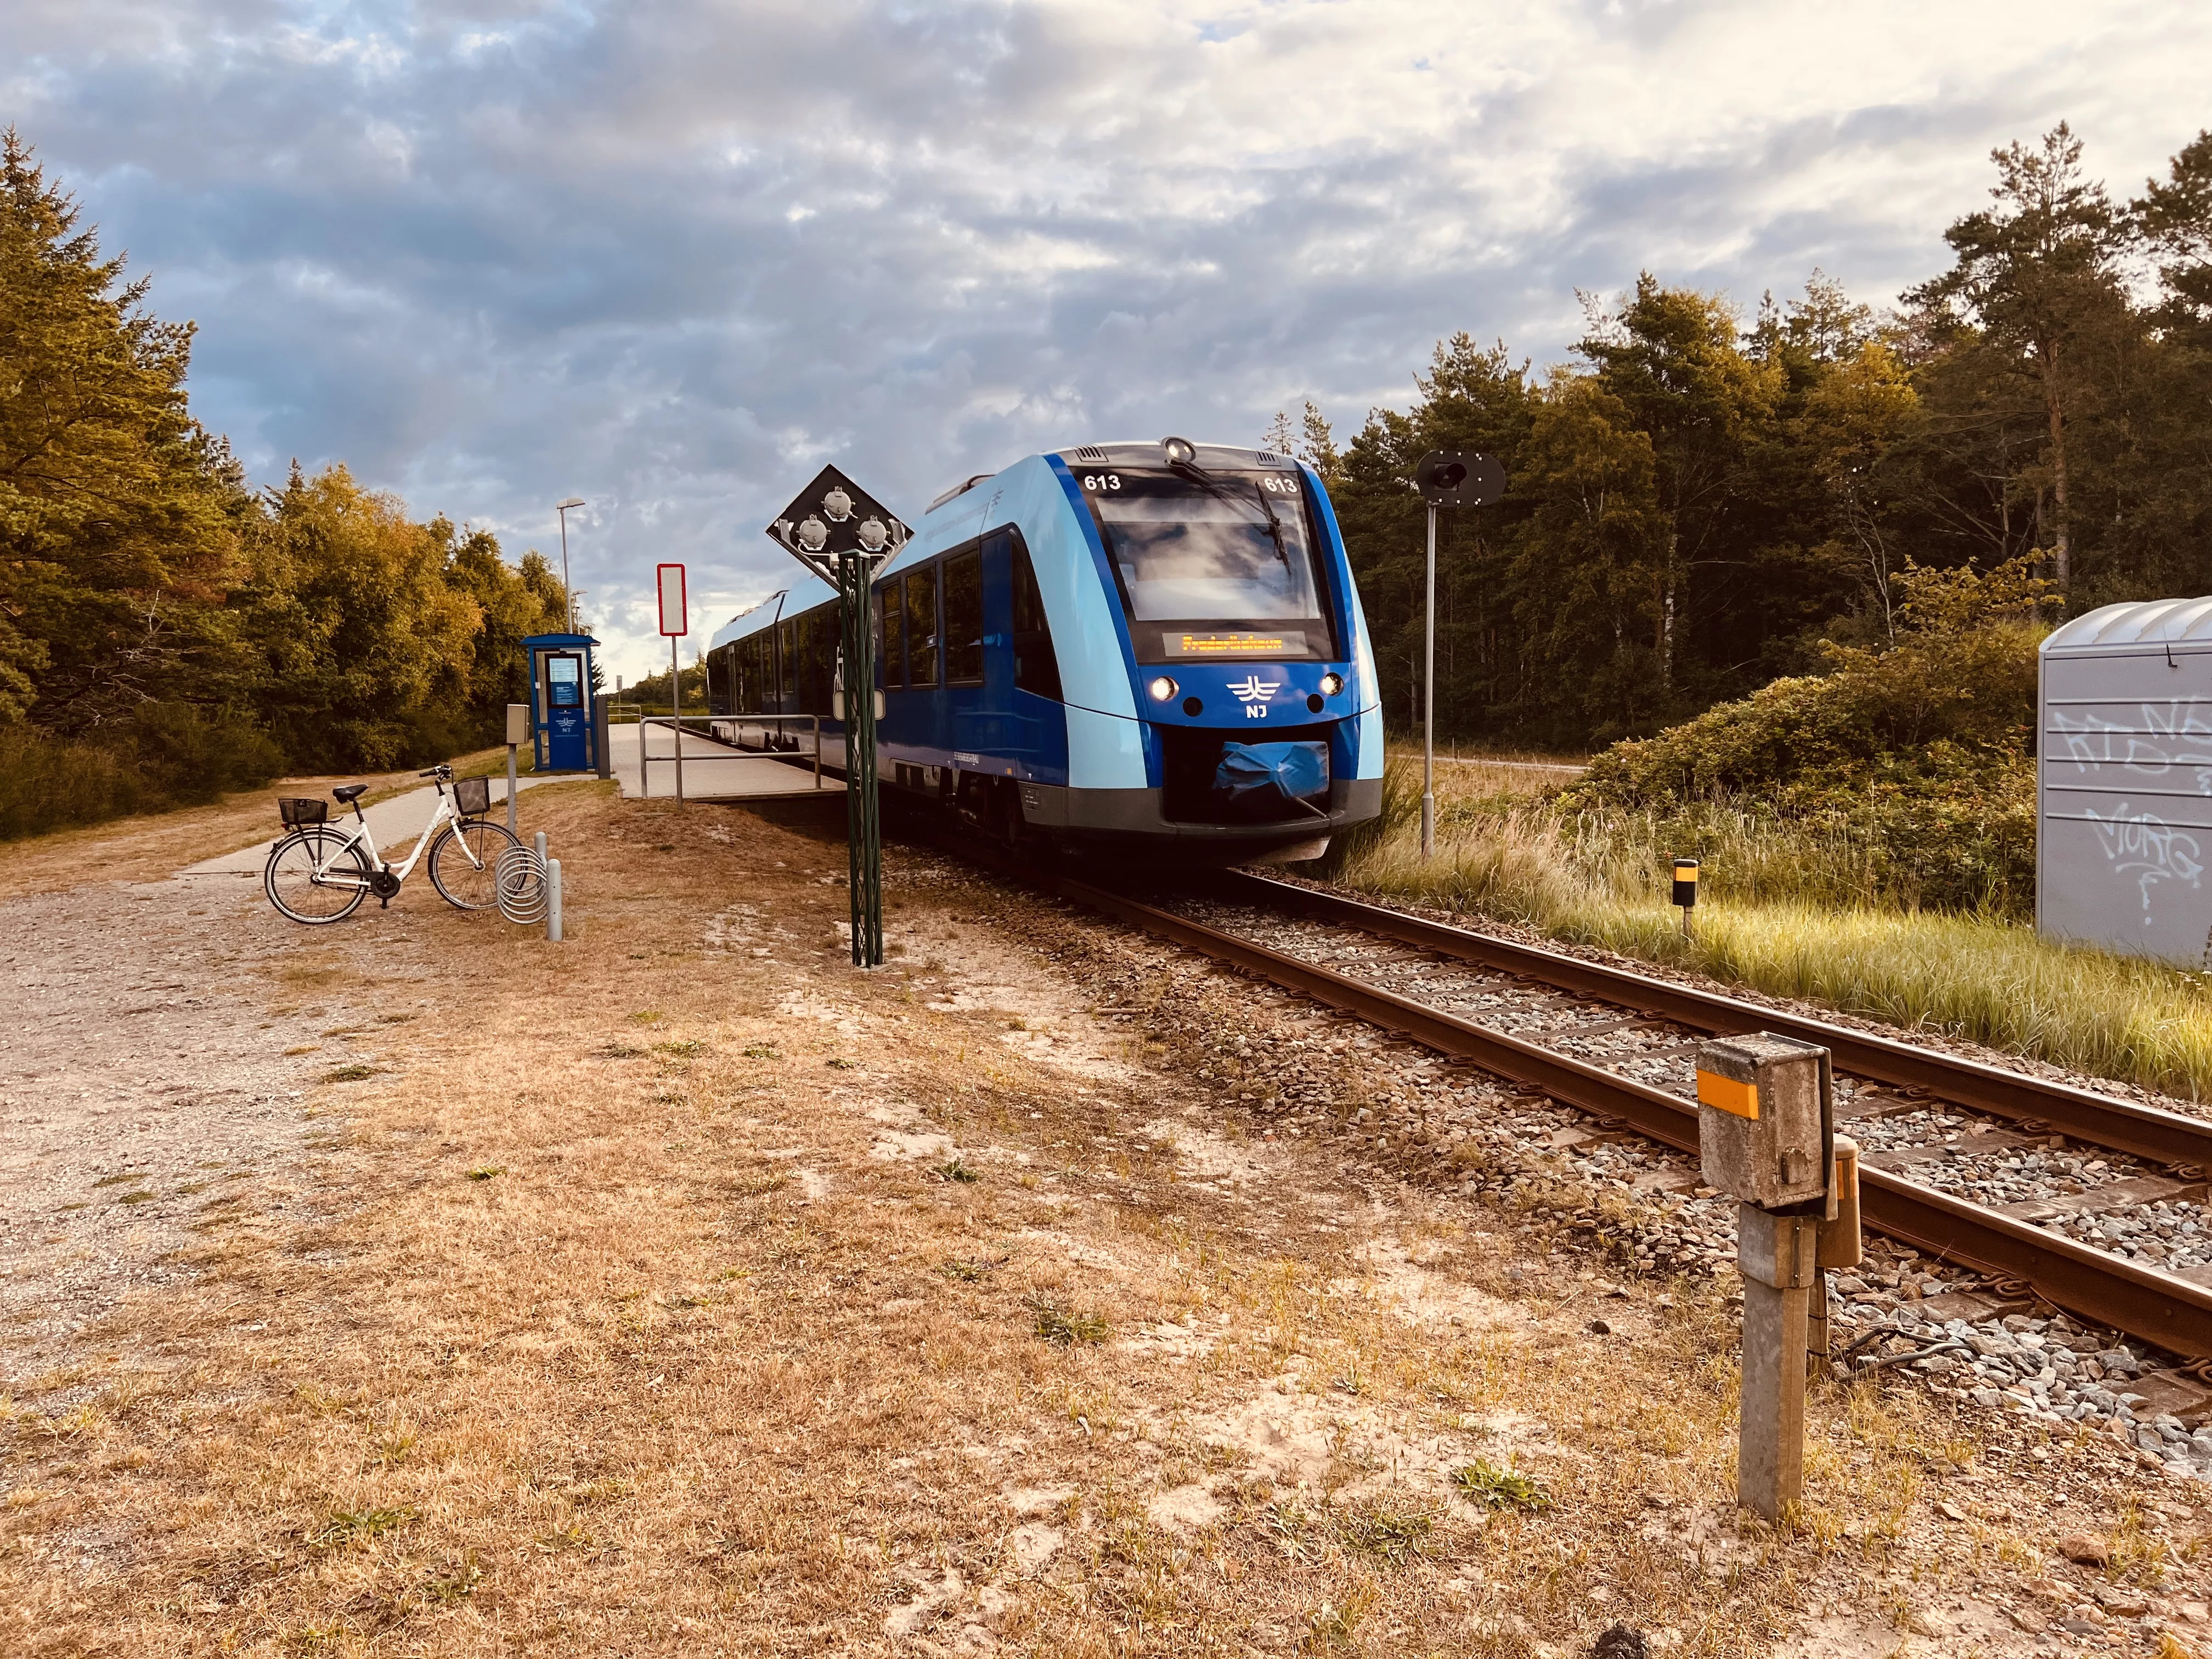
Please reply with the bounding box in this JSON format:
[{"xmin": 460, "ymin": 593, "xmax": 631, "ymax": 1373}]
[
  {"xmin": 452, "ymin": 775, "xmax": 492, "ymax": 819},
  {"xmin": 278, "ymin": 797, "xmax": 328, "ymax": 828}
]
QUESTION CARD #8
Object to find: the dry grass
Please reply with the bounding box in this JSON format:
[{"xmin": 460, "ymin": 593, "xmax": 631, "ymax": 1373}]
[
  {"xmin": 1335, "ymin": 759, "xmax": 2212, "ymax": 1102},
  {"xmin": 0, "ymin": 747, "xmax": 514, "ymax": 902},
  {"xmin": 0, "ymin": 783, "xmax": 2196, "ymax": 1654}
]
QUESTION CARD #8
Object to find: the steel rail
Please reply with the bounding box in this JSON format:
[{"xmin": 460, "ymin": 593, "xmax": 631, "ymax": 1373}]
[
  {"xmin": 1049, "ymin": 873, "xmax": 2212, "ymax": 1358},
  {"xmin": 1222, "ymin": 870, "xmax": 2212, "ymax": 1176}
]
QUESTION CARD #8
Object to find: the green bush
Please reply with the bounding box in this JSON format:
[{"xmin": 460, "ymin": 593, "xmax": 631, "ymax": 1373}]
[
  {"xmin": 0, "ymin": 725, "xmax": 142, "ymax": 839},
  {"xmin": 0, "ymin": 706, "xmax": 282, "ymax": 841},
  {"xmin": 1562, "ymin": 560, "xmax": 2049, "ymax": 916}
]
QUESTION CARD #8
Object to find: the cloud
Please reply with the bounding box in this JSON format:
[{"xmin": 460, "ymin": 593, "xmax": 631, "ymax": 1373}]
[{"xmin": 7, "ymin": 0, "xmax": 2208, "ymax": 677}]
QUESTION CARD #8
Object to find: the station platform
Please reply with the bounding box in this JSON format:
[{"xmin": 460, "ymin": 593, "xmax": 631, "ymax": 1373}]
[{"xmin": 606, "ymin": 720, "xmax": 837, "ymax": 803}]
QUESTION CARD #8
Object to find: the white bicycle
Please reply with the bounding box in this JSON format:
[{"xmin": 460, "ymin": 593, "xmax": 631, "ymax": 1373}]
[{"xmin": 264, "ymin": 765, "xmax": 521, "ymax": 926}]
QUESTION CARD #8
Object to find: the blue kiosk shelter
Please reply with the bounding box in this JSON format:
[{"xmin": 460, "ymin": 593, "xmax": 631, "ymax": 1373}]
[{"xmin": 522, "ymin": 633, "xmax": 604, "ymax": 773}]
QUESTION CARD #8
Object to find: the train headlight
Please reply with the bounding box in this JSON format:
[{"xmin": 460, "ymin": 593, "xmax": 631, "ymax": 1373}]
[
  {"xmin": 1161, "ymin": 436, "xmax": 1198, "ymax": 466},
  {"xmin": 1320, "ymin": 672, "xmax": 1344, "ymax": 697},
  {"xmin": 1148, "ymin": 675, "xmax": 1179, "ymax": 702}
]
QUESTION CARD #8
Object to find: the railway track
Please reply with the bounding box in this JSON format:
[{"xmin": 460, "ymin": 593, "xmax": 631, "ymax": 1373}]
[{"xmin": 1037, "ymin": 866, "xmax": 2212, "ymax": 1369}]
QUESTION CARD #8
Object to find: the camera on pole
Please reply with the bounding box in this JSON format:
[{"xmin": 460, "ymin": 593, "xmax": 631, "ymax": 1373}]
[
  {"xmin": 1411, "ymin": 450, "xmax": 1506, "ymax": 858},
  {"xmin": 1415, "ymin": 451, "xmax": 1505, "ymax": 509}
]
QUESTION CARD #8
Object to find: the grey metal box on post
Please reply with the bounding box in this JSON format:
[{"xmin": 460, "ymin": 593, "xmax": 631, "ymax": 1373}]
[
  {"xmin": 1695, "ymin": 1032, "xmax": 1832, "ymax": 1210},
  {"xmin": 504, "ymin": 702, "xmax": 528, "ymax": 838}
]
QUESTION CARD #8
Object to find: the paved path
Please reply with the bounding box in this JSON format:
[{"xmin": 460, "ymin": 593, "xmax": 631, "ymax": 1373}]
[
  {"xmin": 179, "ymin": 776, "xmax": 554, "ymax": 878},
  {"xmin": 608, "ymin": 720, "xmax": 837, "ymax": 803}
]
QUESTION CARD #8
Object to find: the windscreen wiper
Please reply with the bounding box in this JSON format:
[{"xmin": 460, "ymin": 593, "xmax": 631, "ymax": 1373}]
[{"xmin": 1250, "ymin": 480, "xmax": 1289, "ymax": 566}]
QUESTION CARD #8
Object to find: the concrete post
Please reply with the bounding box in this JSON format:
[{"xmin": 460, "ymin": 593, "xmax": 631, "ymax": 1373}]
[{"xmin": 1737, "ymin": 1205, "xmax": 1820, "ymax": 1520}]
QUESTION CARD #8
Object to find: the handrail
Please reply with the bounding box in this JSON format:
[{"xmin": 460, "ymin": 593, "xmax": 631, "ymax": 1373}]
[{"xmin": 636, "ymin": 713, "xmax": 825, "ymax": 800}]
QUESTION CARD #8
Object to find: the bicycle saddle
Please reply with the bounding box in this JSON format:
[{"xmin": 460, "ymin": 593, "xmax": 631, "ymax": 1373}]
[{"xmin": 333, "ymin": 784, "xmax": 369, "ymax": 803}]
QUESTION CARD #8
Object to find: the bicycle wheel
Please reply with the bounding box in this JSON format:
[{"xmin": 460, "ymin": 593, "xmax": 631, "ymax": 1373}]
[
  {"xmin": 428, "ymin": 820, "xmax": 521, "ymax": 911},
  {"xmin": 265, "ymin": 828, "xmax": 372, "ymax": 924}
]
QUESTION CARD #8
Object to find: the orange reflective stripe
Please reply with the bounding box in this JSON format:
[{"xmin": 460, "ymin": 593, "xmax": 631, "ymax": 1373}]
[{"xmin": 1696, "ymin": 1069, "xmax": 1759, "ymax": 1120}]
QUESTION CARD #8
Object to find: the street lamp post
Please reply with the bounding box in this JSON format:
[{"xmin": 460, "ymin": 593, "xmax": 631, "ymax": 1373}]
[
  {"xmin": 556, "ymin": 498, "xmax": 586, "ymax": 634},
  {"xmin": 1412, "ymin": 452, "xmax": 1508, "ymax": 857},
  {"xmin": 768, "ymin": 465, "xmax": 907, "ymax": 969}
]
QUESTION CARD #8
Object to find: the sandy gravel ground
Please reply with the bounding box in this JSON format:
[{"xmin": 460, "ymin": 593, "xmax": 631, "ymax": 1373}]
[
  {"xmin": 1, "ymin": 780, "xmax": 2208, "ymax": 1658},
  {"xmin": 0, "ymin": 879, "xmax": 312, "ymax": 1359}
]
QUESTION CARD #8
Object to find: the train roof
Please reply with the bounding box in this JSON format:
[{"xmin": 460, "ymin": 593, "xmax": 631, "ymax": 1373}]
[
  {"xmin": 707, "ymin": 574, "xmax": 836, "ymax": 651},
  {"xmin": 710, "ymin": 439, "xmax": 1305, "ymax": 651},
  {"xmin": 924, "ymin": 439, "xmax": 1297, "ymax": 512}
]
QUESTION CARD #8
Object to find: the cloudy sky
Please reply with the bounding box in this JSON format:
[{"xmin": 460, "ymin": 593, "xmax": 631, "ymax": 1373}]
[{"xmin": 8, "ymin": 0, "xmax": 2210, "ymax": 681}]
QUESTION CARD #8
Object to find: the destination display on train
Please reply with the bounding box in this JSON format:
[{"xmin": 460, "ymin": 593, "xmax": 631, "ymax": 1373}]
[{"xmin": 1160, "ymin": 630, "xmax": 1310, "ymax": 659}]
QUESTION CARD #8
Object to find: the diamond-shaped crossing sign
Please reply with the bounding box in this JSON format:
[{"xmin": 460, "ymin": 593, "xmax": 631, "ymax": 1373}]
[{"xmin": 765, "ymin": 465, "xmax": 911, "ymax": 584}]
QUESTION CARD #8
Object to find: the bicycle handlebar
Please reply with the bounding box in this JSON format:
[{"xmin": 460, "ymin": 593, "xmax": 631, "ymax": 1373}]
[{"xmin": 417, "ymin": 765, "xmax": 454, "ymax": 780}]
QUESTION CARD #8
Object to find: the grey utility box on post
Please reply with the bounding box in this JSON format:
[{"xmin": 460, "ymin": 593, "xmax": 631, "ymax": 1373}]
[
  {"xmin": 1696, "ymin": 1032, "xmax": 1832, "ymax": 1210},
  {"xmin": 2038, "ymin": 597, "xmax": 2212, "ymax": 966},
  {"xmin": 1699, "ymin": 1032, "xmax": 1837, "ymax": 1524}
]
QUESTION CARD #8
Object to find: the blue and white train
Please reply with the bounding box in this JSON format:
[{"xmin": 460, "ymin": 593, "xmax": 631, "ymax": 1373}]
[{"xmin": 706, "ymin": 438, "xmax": 1384, "ymax": 864}]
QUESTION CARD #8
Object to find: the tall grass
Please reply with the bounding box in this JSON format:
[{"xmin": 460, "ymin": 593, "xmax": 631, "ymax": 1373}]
[
  {"xmin": 0, "ymin": 726, "xmax": 144, "ymax": 839},
  {"xmin": 1328, "ymin": 761, "xmax": 2212, "ymax": 1102},
  {"xmin": 0, "ymin": 709, "xmax": 283, "ymax": 841}
]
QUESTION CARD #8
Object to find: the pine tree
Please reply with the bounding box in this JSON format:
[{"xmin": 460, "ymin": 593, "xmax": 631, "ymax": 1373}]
[
  {"xmin": 1908, "ymin": 125, "xmax": 2126, "ymax": 595},
  {"xmin": 0, "ymin": 127, "xmax": 249, "ymax": 733}
]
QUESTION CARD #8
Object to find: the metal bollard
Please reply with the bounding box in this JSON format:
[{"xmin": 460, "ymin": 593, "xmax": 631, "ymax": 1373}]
[
  {"xmin": 1672, "ymin": 856, "xmax": 1699, "ymax": 938},
  {"xmin": 546, "ymin": 857, "xmax": 563, "ymax": 943}
]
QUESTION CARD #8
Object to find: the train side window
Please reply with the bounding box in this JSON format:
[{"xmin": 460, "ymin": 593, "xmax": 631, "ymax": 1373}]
[
  {"xmin": 905, "ymin": 565, "xmax": 940, "ymax": 688},
  {"xmin": 944, "ymin": 549, "xmax": 984, "ymax": 684},
  {"xmin": 881, "ymin": 578, "xmax": 905, "ymax": 689},
  {"xmin": 807, "ymin": 608, "xmax": 831, "ymax": 713},
  {"xmin": 1009, "ymin": 533, "xmax": 1063, "ymax": 702}
]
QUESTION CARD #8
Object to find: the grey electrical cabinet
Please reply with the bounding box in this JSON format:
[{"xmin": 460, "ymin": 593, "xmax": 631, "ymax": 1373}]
[
  {"xmin": 1696, "ymin": 1034, "xmax": 1831, "ymax": 1210},
  {"xmin": 2040, "ymin": 598, "xmax": 2212, "ymax": 966}
]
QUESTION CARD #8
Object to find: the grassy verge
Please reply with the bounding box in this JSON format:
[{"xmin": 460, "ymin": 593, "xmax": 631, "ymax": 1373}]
[{"xmin": 1330, "ymin": 760, "xmax": 2212, "ymax": 1103}]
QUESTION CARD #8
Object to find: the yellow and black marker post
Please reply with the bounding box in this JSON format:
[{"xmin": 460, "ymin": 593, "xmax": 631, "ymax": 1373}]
[{"xmin": 1671, "ymin": 856, "xmax": 1699, "ymax": 938}]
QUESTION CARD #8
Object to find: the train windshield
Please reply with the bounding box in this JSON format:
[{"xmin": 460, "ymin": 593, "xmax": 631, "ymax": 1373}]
[{"xmin": 1076, "ymin": 467, "xmax": 1335, "ymax": 662}]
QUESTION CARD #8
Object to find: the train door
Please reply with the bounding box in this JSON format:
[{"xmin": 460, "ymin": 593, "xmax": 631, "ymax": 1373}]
[{"xmin": 943, "ymin": 543, "xmax": 988, "ymax": 767}]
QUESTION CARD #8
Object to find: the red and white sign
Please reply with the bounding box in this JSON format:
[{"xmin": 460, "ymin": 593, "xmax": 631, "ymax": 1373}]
[{"xmin": 657, "ymin": 563, "xmax": 687, "ymax": 636}]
